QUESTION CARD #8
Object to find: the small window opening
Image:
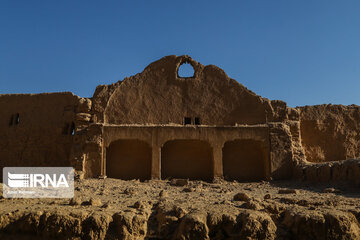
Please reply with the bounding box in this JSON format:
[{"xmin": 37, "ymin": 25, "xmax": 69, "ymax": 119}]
[
  {"xmin": 194, "ymin": 117, "xmax": 200, "ymax": 125},
  {"xmin": 15, "ymin": 113, "xmax": 20, "ymax": 125},
  {"xmin": 70, "ymin": 122, "xmax": 75, "ymax": 135},
  {"xmin": 9, "ymin": 115, "xmax": 14, "ymax": 126},
  {"xmin": 177, "ymin": 62, "xmax": 195, "ymax": 78},
  {"xmin": 184, "ymin": 117, "xmax": 192, "ymax": 125}
]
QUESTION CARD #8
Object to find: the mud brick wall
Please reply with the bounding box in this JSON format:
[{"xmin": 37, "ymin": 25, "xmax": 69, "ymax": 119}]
[{"xmin": 0, "ymin": 92, "xmax": 85, "ymax": 179}]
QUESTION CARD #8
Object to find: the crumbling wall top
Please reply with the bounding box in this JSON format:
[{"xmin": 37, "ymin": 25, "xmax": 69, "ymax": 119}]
[{"xmin": 95, "ymin": 55, "xmax": 287, "ymax": 126}]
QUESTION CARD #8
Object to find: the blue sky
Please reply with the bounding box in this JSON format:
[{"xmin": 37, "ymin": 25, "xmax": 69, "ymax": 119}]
[{"xmin": 1, "ymin": 1, "xmax": 359, "ymax": 107}]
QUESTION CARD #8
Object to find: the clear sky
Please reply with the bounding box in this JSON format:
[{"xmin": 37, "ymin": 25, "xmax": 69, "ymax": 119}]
[{"xmin": 1, "ymin": 1, "xmax": 359, "ymax": 107}]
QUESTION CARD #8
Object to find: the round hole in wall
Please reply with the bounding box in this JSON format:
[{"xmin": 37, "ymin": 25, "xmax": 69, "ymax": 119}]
[{"xmin": 177, "ymin": 62, "xmax": 195, "ymax": 78}]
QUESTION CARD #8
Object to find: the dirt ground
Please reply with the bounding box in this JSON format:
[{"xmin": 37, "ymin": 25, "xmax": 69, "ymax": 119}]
[{"xmin": 0, "ymin": 178, "xmax": 359, "ymax": 239}]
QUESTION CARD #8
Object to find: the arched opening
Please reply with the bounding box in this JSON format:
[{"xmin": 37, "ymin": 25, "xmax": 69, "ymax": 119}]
[
  {"xmin": 106, "ymin": 139, "xmax": 151, "ymax": 181},
  {"xmin": 177, "ymin": 62, "xmax": 195, "ymax": 78},
  {"xmin": 222, "ymin": 139, "xmax": 268, "ymax": 181},
  {"xmin": 161, "ymin": 139, "xmax": 213, "ymax": 181}
]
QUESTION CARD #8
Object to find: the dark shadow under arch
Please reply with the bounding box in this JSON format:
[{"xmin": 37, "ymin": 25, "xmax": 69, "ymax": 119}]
[
  {"xmin": 223, "ymin": 139, "xmax": 268, "ymax": 181},
  {"xmin": 161, "ymin": 139, "xmax": 213, "ymax": 181},
  {"xmin": 106, "ymin": 139, "xmax": 151, "ymax": 181}
]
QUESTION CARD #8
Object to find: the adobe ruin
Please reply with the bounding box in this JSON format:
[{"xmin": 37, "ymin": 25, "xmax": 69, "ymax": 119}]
[{"xmin": 1, "ymin": 55, "xmax": 359, "ymax": 185}]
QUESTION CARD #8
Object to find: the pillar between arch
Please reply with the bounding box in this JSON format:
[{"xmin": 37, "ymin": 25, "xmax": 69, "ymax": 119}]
[
  {"xmin": 151, "ymin": 145, "xmax": 161, "ymax": 180},
  {"xmin": 212, "ymin": 143, "xmax": 224, "ymax": 179}
]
